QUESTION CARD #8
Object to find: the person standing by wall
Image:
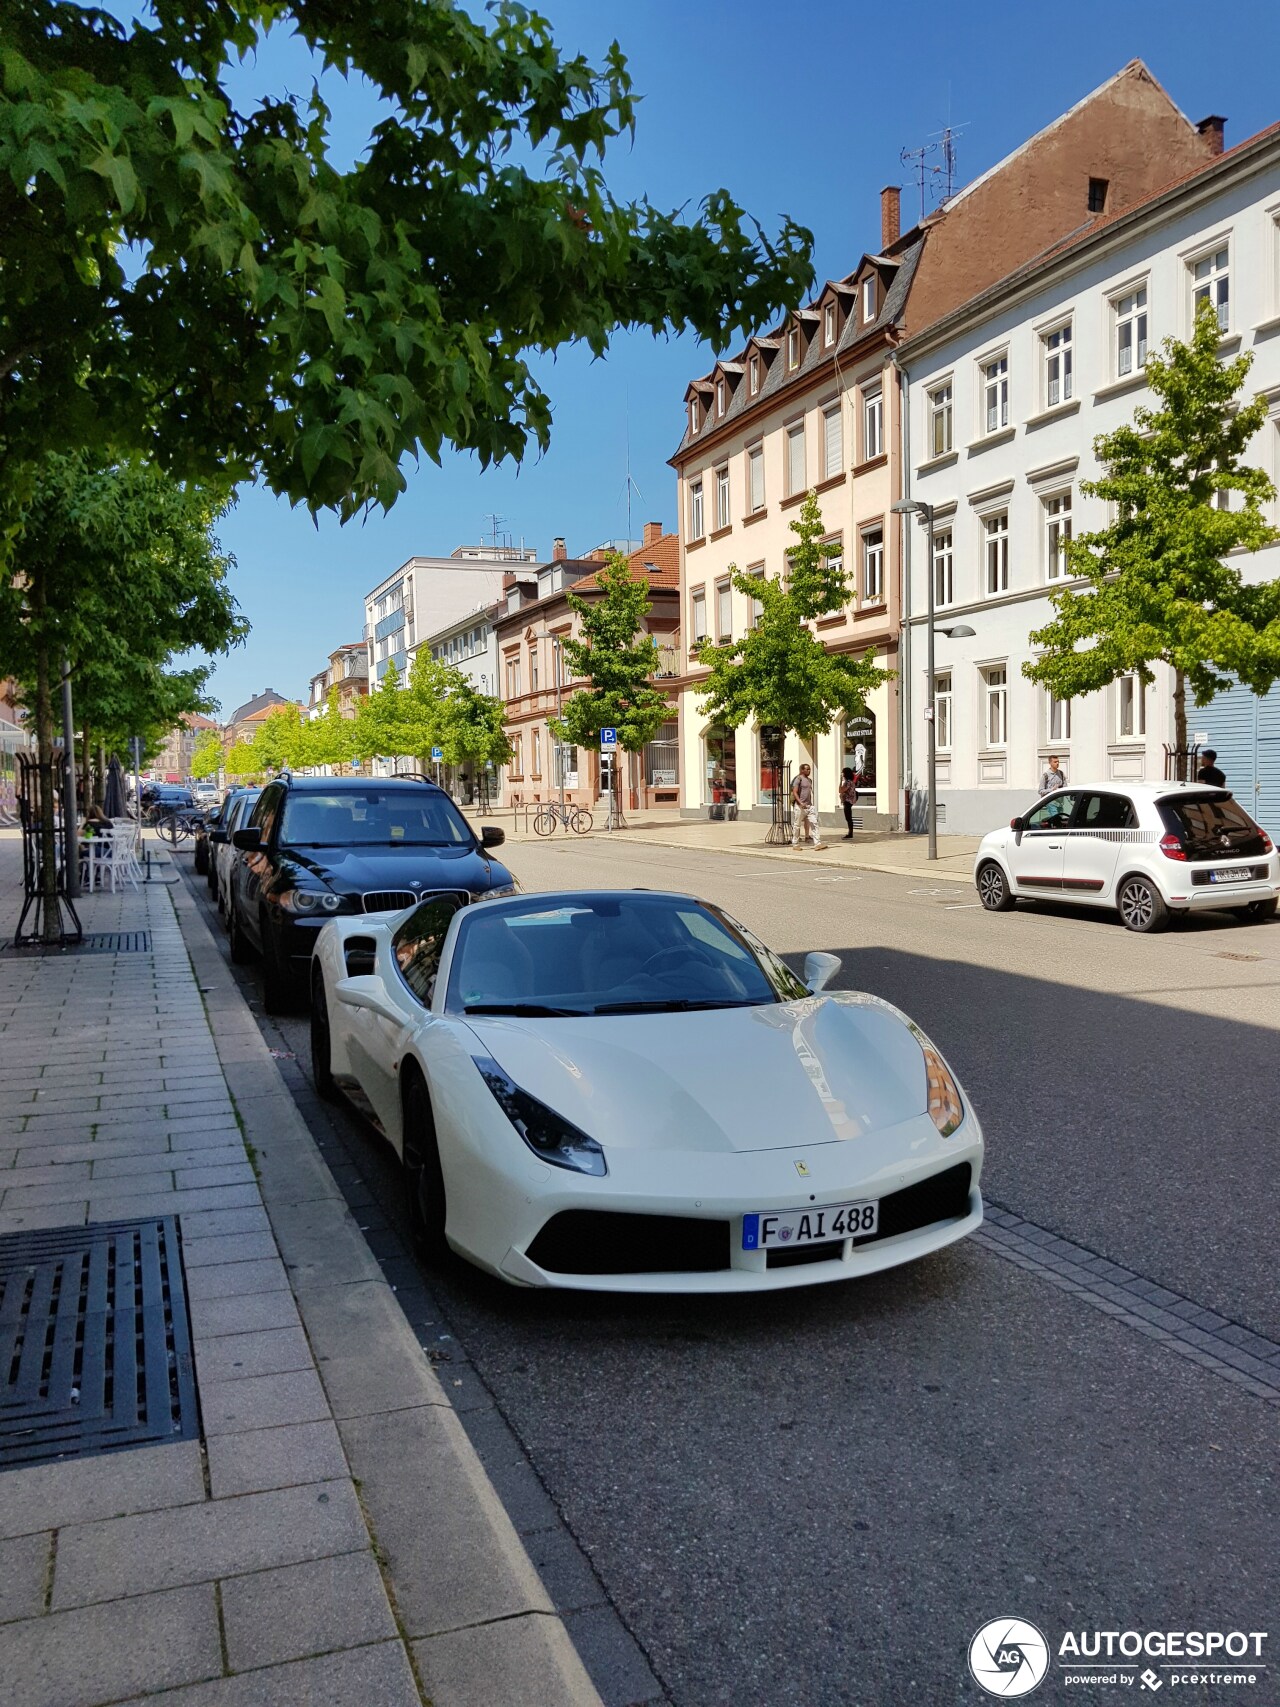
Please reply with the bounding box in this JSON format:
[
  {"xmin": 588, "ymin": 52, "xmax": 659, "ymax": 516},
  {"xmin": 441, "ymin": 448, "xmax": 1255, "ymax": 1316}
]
[
  {"xmin": 790, "ymin": 763, "xmax": 825, "ymax": 851},
  {"xmin": 838, "ymin": 767, "xmax": 857, "ymax": 840}
]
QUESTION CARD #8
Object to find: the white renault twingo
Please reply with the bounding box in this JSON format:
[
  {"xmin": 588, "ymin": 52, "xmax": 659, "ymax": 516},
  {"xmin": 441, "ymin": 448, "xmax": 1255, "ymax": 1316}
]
[{"xmin": 974, "ymin": 782, "xmax": 1279, "ymax": 932}]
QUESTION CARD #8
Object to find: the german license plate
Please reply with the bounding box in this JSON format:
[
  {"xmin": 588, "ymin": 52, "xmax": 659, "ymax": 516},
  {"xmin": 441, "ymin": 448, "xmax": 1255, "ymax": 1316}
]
[
  {"xmin": 742, "ymin": 1200, "xmax": 879, "ymax": 1251},
  {"xmin": 1209, "ymin": 867, "xmax": 1253, "ymax": 883}
]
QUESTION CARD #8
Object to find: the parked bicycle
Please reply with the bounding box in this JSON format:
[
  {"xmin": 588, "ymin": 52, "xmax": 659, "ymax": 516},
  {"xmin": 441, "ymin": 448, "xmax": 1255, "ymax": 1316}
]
[
  {"xmin": 155, "ymin": 806, "xmax": 205, "ymax": 845},
  {"xmin": 532, "ymin": 801, "xmax": 593, "ymax": 837}
]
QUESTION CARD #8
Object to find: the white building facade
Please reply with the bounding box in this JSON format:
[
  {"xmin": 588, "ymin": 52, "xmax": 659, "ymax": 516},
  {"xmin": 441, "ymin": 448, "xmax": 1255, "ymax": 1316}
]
[
  {"xmin": 898, "ymin": 125, "xmax": 1280, "ymax": 837},
  {"xmin": 363, "ymin": 547, "xmax": 536, "ymax": 686}
]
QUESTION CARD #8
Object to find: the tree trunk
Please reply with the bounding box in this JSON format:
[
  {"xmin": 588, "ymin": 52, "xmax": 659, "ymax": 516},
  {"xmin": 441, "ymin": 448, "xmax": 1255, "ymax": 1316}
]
[
  {"xmin": 33, "ymin": 641, "xmax": 61, "ymax": 944},
  {"xmin": 1173, "ymin": 668, "xmax": 1188, "ymax": 777}
]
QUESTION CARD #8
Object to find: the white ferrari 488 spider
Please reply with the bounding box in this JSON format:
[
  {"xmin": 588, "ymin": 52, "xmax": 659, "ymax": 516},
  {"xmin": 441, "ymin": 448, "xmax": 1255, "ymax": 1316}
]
[{"xmin": 309, "ymin": 890, "xmax": 984, "ymax": 1291}]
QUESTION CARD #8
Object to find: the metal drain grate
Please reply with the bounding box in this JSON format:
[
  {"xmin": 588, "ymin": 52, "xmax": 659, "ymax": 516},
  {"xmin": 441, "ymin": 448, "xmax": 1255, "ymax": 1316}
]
[
  {"xmin": 0, "ymin": 1217, "xmax": 200, "ymax": 1469},
  {"xmin": 2, "ymin": 931, "xmax": 151, "ymax": 957}
]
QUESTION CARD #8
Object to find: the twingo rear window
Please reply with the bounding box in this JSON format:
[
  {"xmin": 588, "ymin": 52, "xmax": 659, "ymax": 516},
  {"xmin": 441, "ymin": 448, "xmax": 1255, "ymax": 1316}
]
[{"xmin": 1158, "ymin": 793, "xmax": 1265, "ymax": 856}]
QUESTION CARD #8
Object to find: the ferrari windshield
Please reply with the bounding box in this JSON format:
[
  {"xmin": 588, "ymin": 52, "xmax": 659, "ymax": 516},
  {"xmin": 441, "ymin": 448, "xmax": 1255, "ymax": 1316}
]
[
  {"xmin": 279, "ymin": 788, "xmax": 472, "ymax": 848},
  {"xmin": 447, "ymin": 893, "xmax": 806, "ymax": 1016}
]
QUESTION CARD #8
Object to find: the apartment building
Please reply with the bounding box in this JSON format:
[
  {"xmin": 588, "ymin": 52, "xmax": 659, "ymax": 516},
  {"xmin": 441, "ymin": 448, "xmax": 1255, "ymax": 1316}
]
[
  {"xmin": 671, "ymin": 60, "xmax": 1223, "ymax": 829},
  {"xmin": 363, "ymin": 545, "xmax": 537, "ymax": 684},
  {"xmin": 153, "ymin": 711, "xmax": 220, "ymax": 781},
  {"xmin": 897, "ymin": 119, "xmax": 1280, "ymax": 837},
  {"xmin": 307, "ymin": 643, "xmax": 370, "ymax": 719},
  {"xmin": 495, "ymin": 525, "xmax": 680, "ymax": 811}
]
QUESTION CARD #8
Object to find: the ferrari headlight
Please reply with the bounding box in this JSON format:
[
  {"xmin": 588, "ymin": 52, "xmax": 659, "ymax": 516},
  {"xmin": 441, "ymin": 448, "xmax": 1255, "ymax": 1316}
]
[
  {"xmin": 922, "ymin": 1046, "xmax": 964, "ymax": 1137},
  {"xmin": 472, "ymin": 1055, "xmax": 606, "ymax": 1176}
]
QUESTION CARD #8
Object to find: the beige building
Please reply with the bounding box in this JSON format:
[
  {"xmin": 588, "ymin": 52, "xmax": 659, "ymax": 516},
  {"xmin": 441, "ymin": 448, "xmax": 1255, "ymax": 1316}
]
[{"xmin": 671, "ymin": 60, "xmax": 1223, "ymax": 830}]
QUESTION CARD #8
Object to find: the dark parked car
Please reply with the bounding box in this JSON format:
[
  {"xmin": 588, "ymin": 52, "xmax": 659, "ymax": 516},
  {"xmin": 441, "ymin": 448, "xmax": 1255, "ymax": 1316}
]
[
  {"xmin": 225, "ymin": 775, "xmax": 515, "ymax": 1011},
  {"xmin": 200, "ymin": 786, "xmax": 253, "ymax": 887}
]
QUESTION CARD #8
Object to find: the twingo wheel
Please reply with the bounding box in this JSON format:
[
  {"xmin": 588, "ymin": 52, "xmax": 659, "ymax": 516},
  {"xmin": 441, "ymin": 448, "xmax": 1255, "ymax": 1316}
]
[
  {"xmin": 401, "ymin": 1067, "xmax": 448, "ymax": 1259},
  {"xmin": 1117, "ymin": 874, "xmax": 1169, "ymax": 933},
  {"xmin": 976, "ymin": 861, "xmax": 1015, "ymax": 912},
  {"xmin": 1235, "ymin": 897, "xmax": 1279, "ymax": 923},
  {"xmin": 310, "ymin": 970, "xmax": 337, "ymax": 1101}
]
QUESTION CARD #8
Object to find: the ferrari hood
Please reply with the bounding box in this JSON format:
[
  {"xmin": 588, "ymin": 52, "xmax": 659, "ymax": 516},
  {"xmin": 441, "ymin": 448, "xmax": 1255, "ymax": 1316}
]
[{"xmin": 461, "ymin": 993, "xmax": 934, "ymax": 1154}]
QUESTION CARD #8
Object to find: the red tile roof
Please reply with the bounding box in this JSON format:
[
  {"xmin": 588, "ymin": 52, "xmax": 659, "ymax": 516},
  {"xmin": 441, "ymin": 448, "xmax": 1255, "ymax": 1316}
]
[{"xmin": 572, "ymin": 531, "xmax": 680, "ymax": 593}]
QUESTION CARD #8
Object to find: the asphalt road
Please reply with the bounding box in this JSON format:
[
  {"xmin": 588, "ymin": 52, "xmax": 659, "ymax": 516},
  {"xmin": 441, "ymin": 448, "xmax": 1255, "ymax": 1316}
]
[{"xmin": 179, "ymin": 839, "xmax": 1280, "ymax": 1707}]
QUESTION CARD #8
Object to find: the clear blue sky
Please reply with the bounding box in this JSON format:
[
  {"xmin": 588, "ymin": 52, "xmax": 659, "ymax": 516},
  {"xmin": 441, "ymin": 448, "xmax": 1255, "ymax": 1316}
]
[{"xmin": 189, "ymin": 0, "xmax": 1280, "ymax": 717}]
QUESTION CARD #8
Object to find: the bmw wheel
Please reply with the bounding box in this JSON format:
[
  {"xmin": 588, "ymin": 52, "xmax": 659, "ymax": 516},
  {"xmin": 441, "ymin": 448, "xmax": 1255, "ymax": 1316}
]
[
  {"xmin": 227, "ymin": 895, "xmax": 251, "ymax": 964},
  {"xmin": 977, "ymin": 861, "xmax": 1015, "ymax": 912},
  {"xmin": 402, "ymin": 1068, "xmax": 447, "ymax": 1260},
  {"xmin": 310, "ymin": 972, "xmax": 337, "ymax": 1101},
  {"xmin": 1117, "ymin": 875, "xmax": 1169, "ymax": 933}
]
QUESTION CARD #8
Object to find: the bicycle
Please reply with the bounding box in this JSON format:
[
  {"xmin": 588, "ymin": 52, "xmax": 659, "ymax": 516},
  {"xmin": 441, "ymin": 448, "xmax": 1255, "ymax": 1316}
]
[
  {"xmin": 532, "ymin": 801, "xmax": 593, "ymax": 836},
  {"xmin": 156, "ymin": 806, "xmax": 203, "ymax": 845}
]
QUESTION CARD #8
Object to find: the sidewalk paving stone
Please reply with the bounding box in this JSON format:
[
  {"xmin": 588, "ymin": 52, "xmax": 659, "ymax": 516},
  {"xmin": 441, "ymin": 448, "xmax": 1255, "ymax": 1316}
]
[
  {"xmin": 414, "ymin": 1614, "xmax": 604, "ymax": 1707},
  {"xmin": 0, "ymin": 1442, "xmax": 205, "ymax": 1540},
  {"xmin": 198, "ymin": 1367, "xmax": 332, "ymax": 1435},
  {"xmin": 183, "ymin": 1257, "xmax": 292, "ymax": 1301},
  {"xmin": 0, "ymin": 1532, "xmax": 53, "ymax": 1624},
  {"xmin": 196, "ymin": 1325, "xmax": 315, "ymax": 1383},
  {"xmin": 0, "ymin": 1584, "xmax": 221, "ymax": 1707},
  {"xmin": 206, "ymin": 1419, "xmax": 351, "ymax": 1501},
  {"xmin": 189, "ymin": 1288, "xmax": 303, "ymax": 1340},
  {"xmin": 219, "ymin": 1549, "xmax": 397, "ymax": 1672},
  {"xmin": 137, "ymin": 1639, "xmax": 422, "ymax": 1707}
]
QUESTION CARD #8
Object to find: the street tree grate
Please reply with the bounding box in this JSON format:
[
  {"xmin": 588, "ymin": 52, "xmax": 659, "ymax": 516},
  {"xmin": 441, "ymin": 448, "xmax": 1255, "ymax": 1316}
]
[
  {"xmin": 2, "ymin": 931, "xmax": 151, "ymax": 957},
  {"xmin": 0, "ymin": 1216, "xmax": 200, "ymax": 1469}
]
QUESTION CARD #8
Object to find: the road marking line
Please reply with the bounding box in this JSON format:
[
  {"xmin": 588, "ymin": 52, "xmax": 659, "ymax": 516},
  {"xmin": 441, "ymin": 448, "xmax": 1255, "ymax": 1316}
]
[{"xmin": 944, "ymin": 903, "xmax": 983, "ymax": 910}]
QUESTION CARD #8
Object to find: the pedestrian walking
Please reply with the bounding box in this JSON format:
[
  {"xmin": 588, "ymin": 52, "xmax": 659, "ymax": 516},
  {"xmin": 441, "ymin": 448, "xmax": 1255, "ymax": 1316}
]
[
  {"xmin": 1196, "ymin": 749, "xmax": 1226, "ymax": 788},
  {"xmin": 838, "ymin": 767, "xmax": 858, "ymax": 839},
  {"xmin": 790, "ymin": 763, "xmax": 825, "ymax": 850},
  {"xmin": 1039, "ymin": 755, "xmax": 1067, "ymax": 794}
]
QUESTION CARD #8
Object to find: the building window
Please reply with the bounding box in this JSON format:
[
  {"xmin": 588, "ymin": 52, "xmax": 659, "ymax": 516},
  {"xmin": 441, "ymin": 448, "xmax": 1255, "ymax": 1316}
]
[
  {"xmin": 715, "ymin": 579, "xmax": 732, "ymax": 641},
  {"xmin": 786, "ymin": 422, "xmax": 806, "ymax": 496},
  {"xmin": 1088, "ymin": 177, "xmax": 1108, "ymax": 214},
  {"xmin": 688, "ymin": 478, "xmax": 704, "ymax": 541},
  {"xmin": 705, "ymin": 725, "xmax": 737, "ymax": 805},
  {"xmin": 824, "ymin": 302, "xmax": 836, "ymax": 347},
  {"xmin": 529, "ymin": 647, "xmax": 539, "ymax": 692},
  {"xmin": 690, "ymin": 588, "xmax": 707, "ymax": 645},
  {"xmin": 715, "ymin": 464, "xmax": 731, "ymax": 530},
  {"xmin": 1117, "ymin": 673, "xmax": 1146, "ymax": 739},
  {"xmin": 985, "ymin": 510, "xmax": 1009, "ymax": 595},
  {"xmin": 531, "ymin": 728, "xmax": 542, "ymax": 777},
  {"xmin": 511, "ymin": 733, "xmax": 524, "ymax": 776},
  {"xmin": 747, "ymin": 444, "xmax": 765, "ymax": 513},
  {"xmin": 824, "ymin": 536, "xmax": 844, "ymax": 587},
  {"xmin": 982, "ymin": 354, "xmax": 1009, "ymax": 433},
  {"xmin": 749, "ymin": 354, "xmax": 760, "ymax": 396},
  {"xmin": 787, "ymin": 326, "xmax": 800, "ymax": 370},
  {"xmin": 933, "ymin": 527, "xmax": 954, "ymax": 608},
  {"xmin": 1114, "ymin": 285, "xmax": 1148, "ymax": 377},
  {"xmin": 748, "ymin": 567, "xmax": 765, "ymax": 628},
  {"xmin": 862, "ymin": 275, "xmax": 876, "ymax": 322},
  {"xmin": 934, "ymin": 672, "xmax": 952, "ymax": 750},
  {"xmin": 929, "ymin": 382, "xmax": 953, "ymax": 457},
  {"xmin": 1044, "ymin": 492, "xmax": 1072, "ymax": 580},
  {"xmin": 822, "ymin": 403, "xmax": 843, "ymax": 480},
  {"xmin": 689, "ymin": 398, "xmax": 699, "ymax": 435},
  {"xmin": 862, "ymin": 385, "xmax": 883, "ymax": 461},
  {"xmin": 505, "ymin": 657, "xmax": 521, "ymax": 698},
  {"xmin": 716, "ymin": 377, "xmax": 727, "ymax": 417},
  {"xmin": 1191, "ymin": 245, "xmax": 1230, "ymax": 331},
  {"xmin": 1046, "ymin": 691, "xmax": 1072, "ymax": 743},
  {"xmin": 860, "ymin": 526, "xmax": 884, "ymax": 601},
  {"xmin": 983, "ymin": 666, "xmax": 1008, "ymax": 749},
  {"xmin": 1043, "ymin": 322, "xmax": 1073, "ymax": 407}
]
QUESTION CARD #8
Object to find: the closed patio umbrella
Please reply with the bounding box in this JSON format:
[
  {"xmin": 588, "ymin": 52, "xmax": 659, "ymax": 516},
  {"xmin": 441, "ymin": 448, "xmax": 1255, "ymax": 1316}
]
[{"xmin": 103, "ymin": 755, "xmax": 126, "ymax": 818}]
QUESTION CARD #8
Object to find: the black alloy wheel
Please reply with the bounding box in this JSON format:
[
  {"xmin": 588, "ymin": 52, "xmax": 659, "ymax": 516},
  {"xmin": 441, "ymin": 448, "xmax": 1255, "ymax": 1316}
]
[
  {"xmin": 402, "ymin": 1068, "xmax": 448, "ymax": 1260},
  {"xmin": 227, "ymin": 892, "xmax": 252, "ymax": 964},
  {"xmin": 310, "ymin": 971, "xmax": 337, "ymax": 1101},
  {"xmin": 1117, "ymin": 874, "xmax": 1169, "ymax": 933},
  {"xmin": 977, "ymin": 861, "xmax": 1015, "ymax": 912}
]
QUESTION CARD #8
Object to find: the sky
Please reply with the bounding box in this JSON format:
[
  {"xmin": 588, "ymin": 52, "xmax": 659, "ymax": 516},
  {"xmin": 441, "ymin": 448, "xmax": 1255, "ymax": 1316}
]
[{"xmin": 177, "ymin": 0, "xmax": 1280, "ymax": 718}]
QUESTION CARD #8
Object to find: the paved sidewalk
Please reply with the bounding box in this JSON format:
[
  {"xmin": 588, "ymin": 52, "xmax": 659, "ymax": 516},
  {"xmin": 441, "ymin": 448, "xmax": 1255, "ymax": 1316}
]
[
  {"xmin": 0, "ymin": 830, "xmax": 601, "ymax": 1707},
  {"xmin": 468, "ymin": 807, "xmax": 982, "ymax": 886}
]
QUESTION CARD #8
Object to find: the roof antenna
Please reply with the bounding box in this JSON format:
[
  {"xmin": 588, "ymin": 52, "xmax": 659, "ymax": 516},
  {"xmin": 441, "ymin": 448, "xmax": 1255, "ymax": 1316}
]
[{"xmin": 620, "ymin": 390, "xmax": 645, "ymax": 543}]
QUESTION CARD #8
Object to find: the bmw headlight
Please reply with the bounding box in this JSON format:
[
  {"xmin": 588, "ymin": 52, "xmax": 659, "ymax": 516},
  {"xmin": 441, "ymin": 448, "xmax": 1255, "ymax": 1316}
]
[
  {"xmin": 472, "ymin": 1055, "xmax": 606, "ymax": 1176},
  {"xmin": 922, "ymin": 1047, "xmax": 964, "ymax": 1137},
  {"xmin": 281, "ymin": 889, "xmax": 344, "ymax": 914},
  {"xmin": 478, "ymin": 882, "xmax": 519, "ymax": 900}
]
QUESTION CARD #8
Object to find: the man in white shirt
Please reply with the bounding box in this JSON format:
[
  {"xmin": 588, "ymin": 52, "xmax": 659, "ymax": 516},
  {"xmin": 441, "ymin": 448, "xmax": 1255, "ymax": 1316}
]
[{"xmin": 790, "ymin": 764, "xmax": 825, "ymax": 850}]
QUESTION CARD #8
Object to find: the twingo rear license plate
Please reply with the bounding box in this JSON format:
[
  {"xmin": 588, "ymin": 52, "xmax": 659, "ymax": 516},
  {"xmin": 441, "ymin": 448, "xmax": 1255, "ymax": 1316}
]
[
  {"xmin": 1209, "ymin": 867, "xmax": 1254, "ymax": 883},
  {"xmin": 742, "ymin": 1200, "xmax": 878, "ymax": 1251}
]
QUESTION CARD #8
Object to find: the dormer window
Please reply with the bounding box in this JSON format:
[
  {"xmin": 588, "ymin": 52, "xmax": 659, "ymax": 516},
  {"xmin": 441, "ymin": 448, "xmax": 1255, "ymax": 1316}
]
[
  {"xmin": 749, "ymin": 354, "xmax": 760, "ymax": 396},
  {"xmin": 787, "ymin": 327, "xmax": 800, "ymax": 370},
  {"xmin": 824, "ymin": 302, "xmax": 836, "ymax": 347},
  {"xmin": 689, "ymin": 398, "xmax": 699, "ymax": 435},
  {"xmin": 716, "ymin": 377, "xmax": 727, "ymax": 417},
  {"xmin": 862, "ymin": 276, "xmax": 876, "ymax": 322}
]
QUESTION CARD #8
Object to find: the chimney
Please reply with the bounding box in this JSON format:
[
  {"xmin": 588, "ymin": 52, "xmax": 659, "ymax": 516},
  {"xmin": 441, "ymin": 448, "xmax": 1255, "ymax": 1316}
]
[
  {"xmin": 880, "ymin": 185, "xmax": 901, "ymax": 249},
  {"xmin": 643, "ymin": 520, "xmax": 663, "ymax": 546},
  {"xmin": 552, "ymin": 537, "xmax": 567, "ymax": 561},
  {"xmin": 1197, "ymin": 115, "xmax": 1226, "ymax": 156},
  {"xmin": 502, "ymin": 571, "xmax": 517, "ymax": 590}
]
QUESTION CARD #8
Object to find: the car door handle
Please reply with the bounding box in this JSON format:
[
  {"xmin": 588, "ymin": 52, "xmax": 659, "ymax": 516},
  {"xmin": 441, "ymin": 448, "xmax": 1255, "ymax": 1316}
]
[{"xmin": 1046, "ymin": 841, "xmax": 1062, "ymax": 848}]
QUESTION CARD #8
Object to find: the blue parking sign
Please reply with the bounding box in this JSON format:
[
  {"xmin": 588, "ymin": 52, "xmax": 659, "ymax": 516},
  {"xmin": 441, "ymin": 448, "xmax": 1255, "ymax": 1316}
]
[
  {"xmin": 431, "ymin": 746, "xmax": 443, "ymax": 762},
  {"xmin": 600, "ymin": 727, "xmax": 618, "ymax": 749}
]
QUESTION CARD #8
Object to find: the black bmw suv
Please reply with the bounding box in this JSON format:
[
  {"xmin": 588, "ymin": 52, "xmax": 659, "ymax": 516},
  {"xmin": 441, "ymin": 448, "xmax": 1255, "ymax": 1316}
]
[{"xmin": 225, "ymin": 774, "xmax": 515, "ymax": 1011}]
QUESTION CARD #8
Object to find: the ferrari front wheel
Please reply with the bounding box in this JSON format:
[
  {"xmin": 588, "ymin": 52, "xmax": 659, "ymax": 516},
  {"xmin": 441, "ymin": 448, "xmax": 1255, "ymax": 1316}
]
[{"xmin": 402, "ymin": 1068, "xmax": 448, "ymax": 1260}]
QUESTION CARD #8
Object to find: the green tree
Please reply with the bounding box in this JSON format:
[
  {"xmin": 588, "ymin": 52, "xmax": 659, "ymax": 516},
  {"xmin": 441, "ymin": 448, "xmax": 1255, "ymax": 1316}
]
[
  {"xmin": 305, "ymin": 688, "xmax": 359, "ymax": 772},
  {"xmin": 550, "ymin": 552, "xmax": 672, "ymax": 800},
  {"xmin": 250, "ymin": 703, "xmax": 306, "ymax": 773},
  {"xmin": 696, "ymin": 491, "xmax": 890, "ymax": 807},
  {"xmin": 224, "ymin": 740, "xmax": 264, "ymax": 782},
  {"xmin": 353, "ymin": 661, "xmax": 411, "ymax": 764},
  {"xmin": 1025, "ymin": 300, "xmax": 1280, "ymax": 753},
  {"xmin": 1, "ymin": 0, "xmax": 812, "ymax": 533},
  {"xmin": 436, "ymin": 678, "xmax": 512, "ymax": 803},
  {"xmin": 189, "ymin": 727, "xmax": 224, "ymax": 781},
  {"xmin": 0, "ymin": 452, "xmax": 244, "ymax": 936}
]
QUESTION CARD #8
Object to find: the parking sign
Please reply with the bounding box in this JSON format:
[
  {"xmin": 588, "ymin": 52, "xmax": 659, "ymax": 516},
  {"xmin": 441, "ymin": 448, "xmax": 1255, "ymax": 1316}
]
[
  {"xmin": 600, "ymin": 727, "xmax": 618, "ymax": 750},
  {"xmin": 431, "ymin": 746, "xmax": 443, "ymax": 762}
]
